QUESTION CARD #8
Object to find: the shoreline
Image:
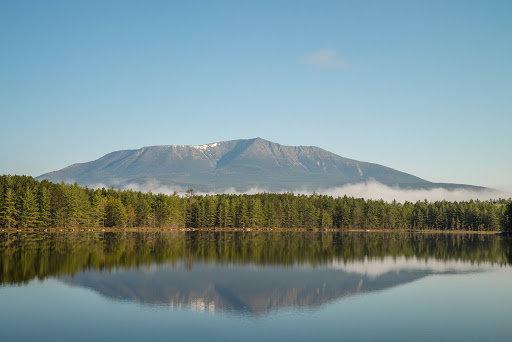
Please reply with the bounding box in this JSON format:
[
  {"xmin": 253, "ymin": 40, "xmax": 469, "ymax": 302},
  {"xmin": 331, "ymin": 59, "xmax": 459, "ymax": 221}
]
[{"xmin": 0, "ymin": 227, "xmax": 505, "ymax": 235}]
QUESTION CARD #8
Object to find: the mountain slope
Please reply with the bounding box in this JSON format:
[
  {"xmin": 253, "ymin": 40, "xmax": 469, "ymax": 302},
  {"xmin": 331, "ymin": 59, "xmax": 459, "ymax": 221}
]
[{"xmin": 37, "ymin": 138, "xmax": 482, "ymax": 191}]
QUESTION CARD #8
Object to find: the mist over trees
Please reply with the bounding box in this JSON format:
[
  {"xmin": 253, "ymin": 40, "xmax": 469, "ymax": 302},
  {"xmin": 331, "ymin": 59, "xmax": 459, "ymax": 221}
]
[{"xmin": 0, "ymin": 175, "xmax": 510, "ymax": 231}]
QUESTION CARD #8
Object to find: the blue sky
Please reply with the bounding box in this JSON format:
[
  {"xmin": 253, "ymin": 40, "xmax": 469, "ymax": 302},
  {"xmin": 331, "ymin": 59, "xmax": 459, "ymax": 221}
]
[{"xmin": 1, "ymin": 0, "xmax": 511, "ymax": 189}]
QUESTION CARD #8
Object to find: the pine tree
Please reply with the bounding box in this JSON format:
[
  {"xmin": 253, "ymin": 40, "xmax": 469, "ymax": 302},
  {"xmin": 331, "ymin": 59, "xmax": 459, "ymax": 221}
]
[
  {"xmin": 62, "ymin": 186, "xmax": 79, "ymax": 227},
  {"xmin": 135, "ymin": 197, "xmax": 152, "ymax": 227},
  {"xmin": 204, "ymin": 196, "xmax": 217, "ymax": 228},
  {"xmin": 37, "ymin": 186, "xmax": 52, "ymax": 227},
  {"xmin": 319, "ymin": 210, "xmax": 333, "ymax": 229},
  {"xmin": 250, "ymin": 198, "xmax": 264, "ymax": 227},
  {"xmin": 1, "ymin": 188, "xmax": 18, "ymax": 228},
  {"xmin": 216, "ymin": 197, "xmax": 232, "ymax": 227},
  {"xmin": 263, "ymin": 200, "xmax": 277, "ymax": 227},
  {"xmin": 19, "ymin": 188, "xmax": 39, "ymax": 228},
  {"xmin": 351, "ymin": 201, "xmax": 364, "ymax": 228},
  {"xmin": 168, "ymin": 194, "xmax": 184, "ymax": 227},
  {"xmin": 104, "ymin": 197, "xmax": 127, "ymax": 227},
  {"xmin": 226, "ymin": 198, "xmax": 236, "ymax": 228},
  {"xmin": 91, "ymin": 191, "xmax": 106, "ymax": 227},
  {"xmin": 505, "ymin": 201, "xmax": 512, "ymax": 231},
  {"xmin": 154, "ymin": 194, "xmax": 171, "ymax": 227},
  {"xmin": 235, "ymin": 198, "xmax": 250, "ymax": 228},
  {"xmin": 302, "ymin": 201, "xmax": 317, "ymax": 228}
]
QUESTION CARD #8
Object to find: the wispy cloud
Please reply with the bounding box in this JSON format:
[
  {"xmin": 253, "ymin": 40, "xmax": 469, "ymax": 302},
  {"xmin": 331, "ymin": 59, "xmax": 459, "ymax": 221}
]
[
  {"xmin": 301, "ymin": 48, "xmax": 348, "ymax": 69},
  {"xmin": 102, "ymin": 179, "xmax": 507, "ymax": 203},
  {"xmin": 310, "ymin": 181, "xmax": 505, "ymax": 203}
]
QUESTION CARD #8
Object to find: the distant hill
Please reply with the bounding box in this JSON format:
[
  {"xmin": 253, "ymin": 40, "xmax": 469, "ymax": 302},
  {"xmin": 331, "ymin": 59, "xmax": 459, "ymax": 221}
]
[{"xmin": 37, "ymin": 137, "xmax": 483, "ymax": 192}]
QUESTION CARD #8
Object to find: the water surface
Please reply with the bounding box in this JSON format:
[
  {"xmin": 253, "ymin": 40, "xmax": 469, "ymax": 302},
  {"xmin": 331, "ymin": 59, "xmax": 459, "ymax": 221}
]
[{"xmin": 1, "ymin": 232, "xmax": 511, "ymax": 341}]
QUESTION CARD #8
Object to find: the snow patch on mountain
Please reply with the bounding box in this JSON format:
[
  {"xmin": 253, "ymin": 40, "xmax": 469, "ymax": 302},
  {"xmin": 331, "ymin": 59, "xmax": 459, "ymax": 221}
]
[{"xmin": 193, "ymin": 143, "xmax": 219, "ymax": 150}]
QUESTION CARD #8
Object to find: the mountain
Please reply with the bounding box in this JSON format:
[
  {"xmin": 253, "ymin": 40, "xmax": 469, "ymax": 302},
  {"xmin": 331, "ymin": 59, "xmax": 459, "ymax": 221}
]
[{"xmin": 37, "ymin": 137, "xmax": 482, "ymax": 192}]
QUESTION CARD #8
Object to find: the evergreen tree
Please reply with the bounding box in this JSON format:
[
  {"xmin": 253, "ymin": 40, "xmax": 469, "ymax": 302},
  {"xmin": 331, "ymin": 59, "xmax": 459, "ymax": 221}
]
[
  {"xmin": 505, "ymin": 201, "xmax": 512, "ymax": 231},
  {"xmin": 0, "ymin": 175, "xmax": 510, "ymax": 231},
  {"xmin": 204, "ymin": 196, "xmax": 217, "ymax": 227},
  {"xmin": 37, "ymin": 186, "xmax": 52, "ymax": 228},
  {"xmin": 227, "ymin": 198, "xmax": 236, "ymax": 228},
  {"xmin": 91, "ymin": 191, "xmax": 106, "ymax": 227},
  {"xmin": 0, "ymin": 188, "xmax": 18, "ymax": 228},
  {"xmin": 135, "ymin": 197, "xmax": 153, "ymax": 227},
  {"xmin": 250, "ymin": 198, "xmax": 264, "ymax": 227},
  {"xmin": 19, "ymin": 188, "xmax": 39, "ymax": 228},
  {"xmin": 217, "ymin": 197, "xmax": 234, "ymax": 227},
  {"xmin": 263, "ymin": 200, "xmax": 277, "ymax": 227},
  {"xmin": 154, "ymin": 194, "xmax": 171, "ymax": 227},
  {"xmin": 62, "ymin": 186, "xmax": 79, "ymax": 227},
  {"xmin": 125, "ymin": 204, "xmax": 136, "ymax": 227},
  {"xmin": 168, "ymin": 194, "xmax": 185, "ymax": 227},
  {"xmin": 104, "ymin": 197, "xmax": 127, "ymax": 227},
  {"xmin": 302, "ymin": 200, "xmax": 318, "ymax": 228},
  {"xmin": 235, "ymin": 198, "xmax": 250, "ymax": 228},
  {"xmin": 319, "ymin": 210, "xmax": 333, "ymax": 229},
  {"xmin": 351, "ymin": 201, "xmax": 364, "ymax": 228}
]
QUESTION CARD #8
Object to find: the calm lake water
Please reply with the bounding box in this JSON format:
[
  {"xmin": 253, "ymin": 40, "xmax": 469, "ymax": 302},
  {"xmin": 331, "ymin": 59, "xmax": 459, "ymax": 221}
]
[{"xmin": 1, "ymin": 231, "xmax": 511, "ymax": 341}]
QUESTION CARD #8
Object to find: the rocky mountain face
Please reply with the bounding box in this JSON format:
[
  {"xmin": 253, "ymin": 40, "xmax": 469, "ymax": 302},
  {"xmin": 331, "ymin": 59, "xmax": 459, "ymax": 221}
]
[{"xmin": 37, "ymin": 137, "xmax": 481, "ymax": 192}]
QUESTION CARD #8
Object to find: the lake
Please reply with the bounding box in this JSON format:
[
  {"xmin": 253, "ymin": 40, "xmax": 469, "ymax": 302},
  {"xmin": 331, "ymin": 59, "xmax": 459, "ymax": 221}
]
[{"xmin": 1, "ymin": 231, "xmax": 511, "ymax": 341}]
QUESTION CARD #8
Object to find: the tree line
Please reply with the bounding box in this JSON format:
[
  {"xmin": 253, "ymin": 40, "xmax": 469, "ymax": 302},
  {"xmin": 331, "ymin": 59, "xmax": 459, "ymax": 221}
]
[{"xmin": 1, "ymin": 175, "xmax": 511, "ymax": 231}]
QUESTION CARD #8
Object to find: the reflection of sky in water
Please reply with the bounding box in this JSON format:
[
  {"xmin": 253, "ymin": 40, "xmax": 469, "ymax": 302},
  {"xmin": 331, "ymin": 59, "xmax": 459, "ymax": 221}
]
[
  {"xmin": 1, "ymin": 232, "xmax": 512, "ymax": 341},
  {"xmin": 1, "ymin": 263, "xmax": 511, "ymax": 342},
  {"xmin": 329, "ymin": 256, "xmax": 500, "ymax": 277}
]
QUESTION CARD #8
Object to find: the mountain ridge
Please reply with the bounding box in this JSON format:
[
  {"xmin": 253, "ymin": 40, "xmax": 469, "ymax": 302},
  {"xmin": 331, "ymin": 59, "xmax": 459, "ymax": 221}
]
[{"xmin": 37, "ymin": 137, "xmax": 484, "ymax": 192}]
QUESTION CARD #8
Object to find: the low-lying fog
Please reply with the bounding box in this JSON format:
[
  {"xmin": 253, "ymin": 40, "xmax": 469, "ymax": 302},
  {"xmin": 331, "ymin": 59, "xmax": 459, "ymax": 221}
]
[{"xmin": 111, "ymin": 180, "xmax": 508, "ymax": 203}]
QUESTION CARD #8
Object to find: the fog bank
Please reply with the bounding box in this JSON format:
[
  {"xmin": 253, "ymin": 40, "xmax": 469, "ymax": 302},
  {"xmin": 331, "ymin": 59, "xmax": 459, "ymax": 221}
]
[
  {"xmin": 300, "ymin": 181, "xmax": 505, "ymax": 202},
  {"xmin": 116, "ymin": 180, "xmax": 507, "ymax": 203}
]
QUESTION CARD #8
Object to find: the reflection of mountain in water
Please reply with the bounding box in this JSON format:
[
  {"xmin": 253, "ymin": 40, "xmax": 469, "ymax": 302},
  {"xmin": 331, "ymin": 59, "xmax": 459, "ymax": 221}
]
[{"xmin": 62, "ymin": 259, "xmax": 486, "ymax": 315}]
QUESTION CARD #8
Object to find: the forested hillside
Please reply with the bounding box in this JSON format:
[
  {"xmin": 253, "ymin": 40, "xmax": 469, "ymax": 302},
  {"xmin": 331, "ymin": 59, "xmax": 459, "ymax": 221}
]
[{"xmin": 1, "ymin": 175, "xmax": 511, "ymax": 231}]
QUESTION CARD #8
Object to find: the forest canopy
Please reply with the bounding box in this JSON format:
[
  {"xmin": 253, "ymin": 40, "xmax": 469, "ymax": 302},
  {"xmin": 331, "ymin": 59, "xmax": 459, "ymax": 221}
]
[{"xmin": 0, "ymin": 175, "xmax": 511, "ymax": 231}]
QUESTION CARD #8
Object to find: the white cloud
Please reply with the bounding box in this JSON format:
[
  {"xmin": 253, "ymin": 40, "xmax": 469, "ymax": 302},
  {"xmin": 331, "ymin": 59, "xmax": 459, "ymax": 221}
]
[
  {"xmin": 108, "ymin": 179, "xmax": 508, "ymax": 203},
  {"xmin": 308, "ymin": 181, "xmax": 506, "ymax": 202},
  {"xmin": 122, "ymin": 180, "xmax": 185, "ymax": 195},
  {"xmin": 301, "ymin": 48, "xmax": 348, "ymax": 69}
]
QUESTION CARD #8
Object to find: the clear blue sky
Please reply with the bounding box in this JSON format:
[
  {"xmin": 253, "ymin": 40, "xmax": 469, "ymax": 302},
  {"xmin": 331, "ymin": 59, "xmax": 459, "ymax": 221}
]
[{"xmin": 1, "ymin": 0, "xmax": 511, "ymax": 189}]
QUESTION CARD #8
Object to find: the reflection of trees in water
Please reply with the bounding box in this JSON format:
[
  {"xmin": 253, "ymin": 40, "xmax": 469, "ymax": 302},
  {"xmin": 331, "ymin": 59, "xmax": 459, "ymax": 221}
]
[{"xmin": 0, "ymin": 232, "xmax": 510, "ymax": 285}]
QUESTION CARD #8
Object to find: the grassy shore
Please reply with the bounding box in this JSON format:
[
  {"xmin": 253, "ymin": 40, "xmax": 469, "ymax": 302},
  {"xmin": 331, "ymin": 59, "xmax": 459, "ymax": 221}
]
[{"xmin": 0, "ymin": 227, "xmax": 505, "ymax": 235}]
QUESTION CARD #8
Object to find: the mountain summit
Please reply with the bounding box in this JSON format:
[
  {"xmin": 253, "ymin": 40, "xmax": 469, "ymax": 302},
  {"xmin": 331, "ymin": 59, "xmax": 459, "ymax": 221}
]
[{"xmin": 37, "ymin": 138, "xmax": 481, "ymax": 192}]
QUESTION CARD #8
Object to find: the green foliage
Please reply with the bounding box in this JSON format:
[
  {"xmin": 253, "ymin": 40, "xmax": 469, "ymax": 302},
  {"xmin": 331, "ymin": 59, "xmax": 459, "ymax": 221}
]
[
  {"xmin": 19, "ymin": 188, "xmax": 39, "ymax": 228},
  {"xmin": 0, "ymin": 175, "xmax": 510, "ymax": 231},
  {"xmin": 505, "ymin": 201, "xmax": 512, "ymax": 231},
  {"xmin": 104, "ymin": 197, "xmax": 127, "ymax": 228},
  {"xmin": 37, "ymin": 186, "xmax": 52, "ymax": 228},
  {"xmin": 0, "ymin": 188, "xmax": 18, "ymax": 228},
  {"xmin": 91, "ymin": 191, "xmax": 106, "ymax": 227},
  {"xmin": 250, "ymin": 198, "xmax": 264, "ymax": 227},
  {"xmin": 135, "ymin": 196, "xmax": 153, "ymax": 226}
]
